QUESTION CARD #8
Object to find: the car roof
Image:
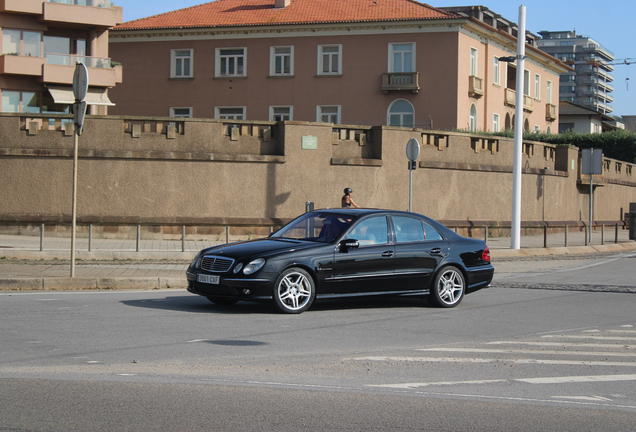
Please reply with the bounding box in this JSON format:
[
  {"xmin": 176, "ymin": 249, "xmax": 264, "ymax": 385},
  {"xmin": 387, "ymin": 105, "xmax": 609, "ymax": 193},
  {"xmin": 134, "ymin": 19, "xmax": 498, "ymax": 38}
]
[{"xmin": 312, "ymin": 208, "xmax": 418, "ymax": 218}]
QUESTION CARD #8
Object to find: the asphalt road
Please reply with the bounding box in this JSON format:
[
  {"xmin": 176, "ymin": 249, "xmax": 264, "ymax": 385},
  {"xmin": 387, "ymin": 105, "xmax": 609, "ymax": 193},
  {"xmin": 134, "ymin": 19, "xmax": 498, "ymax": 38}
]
[{"xmin": 1, "ymin": 251, "xmax": 636, "ymax": 431}]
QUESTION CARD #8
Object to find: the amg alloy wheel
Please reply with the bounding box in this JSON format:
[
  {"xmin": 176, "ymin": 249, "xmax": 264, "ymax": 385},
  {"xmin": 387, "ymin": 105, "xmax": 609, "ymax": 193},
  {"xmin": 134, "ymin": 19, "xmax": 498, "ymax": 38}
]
[
  {"xmin": 273, "ymin": 268, "xmax": 315, "ymax": 314},
  {"xmin": 430, "ymin": 266, "xmax": 465, "ymax": 308}
]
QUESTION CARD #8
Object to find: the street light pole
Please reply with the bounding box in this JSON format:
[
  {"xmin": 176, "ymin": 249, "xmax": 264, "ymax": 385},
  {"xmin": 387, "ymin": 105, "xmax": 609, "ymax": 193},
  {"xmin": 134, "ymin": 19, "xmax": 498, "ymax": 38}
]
[{"xmin": 511, "ymin": 5, "xmax": 526, "ymax": 250}]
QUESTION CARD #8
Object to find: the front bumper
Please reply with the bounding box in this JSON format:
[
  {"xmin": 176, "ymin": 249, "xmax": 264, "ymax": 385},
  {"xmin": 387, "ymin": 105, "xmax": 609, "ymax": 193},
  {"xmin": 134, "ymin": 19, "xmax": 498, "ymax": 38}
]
[{"xmin": 186, "ymin": 270, "xmax": 274, "ymax": 301}]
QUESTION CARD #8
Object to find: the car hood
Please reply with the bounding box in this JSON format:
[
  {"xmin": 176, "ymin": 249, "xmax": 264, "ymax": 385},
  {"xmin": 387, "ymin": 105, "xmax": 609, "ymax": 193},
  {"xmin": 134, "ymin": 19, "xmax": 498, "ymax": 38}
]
[{"xmin": 199, "ymin": 238, "xmax": 319, "ymax": 260}]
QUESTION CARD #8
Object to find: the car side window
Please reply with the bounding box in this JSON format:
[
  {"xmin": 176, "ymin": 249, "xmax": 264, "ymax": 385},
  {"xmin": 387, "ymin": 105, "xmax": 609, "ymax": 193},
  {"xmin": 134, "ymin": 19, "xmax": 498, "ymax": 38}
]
[
  {"xmin": 393, "ymin": 216, "xmax": 425, "ymax": 243},
  {"xmin": 345, "ymin": 216, "xmax": 388, "ymax": 246},
  {"xmin": 422, "ymin": 221, "xmax": 443, "ymax": 241}
]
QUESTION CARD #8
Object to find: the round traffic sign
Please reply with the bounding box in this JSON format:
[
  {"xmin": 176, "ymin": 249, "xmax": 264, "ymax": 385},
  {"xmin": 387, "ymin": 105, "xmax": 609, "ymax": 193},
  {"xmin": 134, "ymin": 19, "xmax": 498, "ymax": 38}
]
[{"xmin": 406, "ymin": 138, "xmax": 420, "ymax": 161}]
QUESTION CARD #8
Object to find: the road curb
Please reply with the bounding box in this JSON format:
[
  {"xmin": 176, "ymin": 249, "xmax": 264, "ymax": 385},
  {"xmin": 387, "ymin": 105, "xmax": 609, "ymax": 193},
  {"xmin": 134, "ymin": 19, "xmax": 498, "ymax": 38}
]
[{"xmin": 0, "ymin": 277, "xmax": 188, "ymax": 291}]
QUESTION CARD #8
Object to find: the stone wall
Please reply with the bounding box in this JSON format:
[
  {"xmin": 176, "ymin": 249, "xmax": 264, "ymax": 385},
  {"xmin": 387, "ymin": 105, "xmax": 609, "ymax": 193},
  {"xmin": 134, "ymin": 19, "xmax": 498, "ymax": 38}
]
[{"xmin": 1, "ymin": 113, "xmax": 635, "ymax": 238}]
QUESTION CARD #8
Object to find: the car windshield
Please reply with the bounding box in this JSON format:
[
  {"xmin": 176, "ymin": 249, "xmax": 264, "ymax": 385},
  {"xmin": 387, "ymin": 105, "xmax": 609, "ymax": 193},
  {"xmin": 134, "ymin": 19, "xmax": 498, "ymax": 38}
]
[{"xmin": 271, "ymin": 213, "xmax": 354, "ymax": 243}]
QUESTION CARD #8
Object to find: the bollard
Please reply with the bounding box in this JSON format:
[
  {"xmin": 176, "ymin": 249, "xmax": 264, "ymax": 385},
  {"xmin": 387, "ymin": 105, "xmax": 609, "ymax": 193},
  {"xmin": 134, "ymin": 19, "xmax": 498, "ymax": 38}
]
[
  {"xmin": 601, "ymin": 223, "xmax": 605, "ymax": 245},
  {"xmin": 40, "ymin": 223, "xmax": 44, "ymax": 251},
  {"xmin": 584, "ymin": 224, "xmax": 588, "ymax": 246},
  {"xmin": 615, "ymin": 223, "xmax": 619, "ymax": 244},
  {"xmin": 182, "ymin": 225, "xmax": 186, "ymax": 252},
  {"xmin": 136, "ymin": 224, "xmax": 141, "ymax": 252},
  {"xmin": 564, "ymin": 225, "xmax": 568, "ymax": 247},
  {"xmin": 88, "ymin": 224, "xmax": 92, "ymax": 252},
  {"xmin": 543, "ymin": 225, "xmax": 547, "ymax": 248},
  {"xmin": 484, "ymin": 226, "xmax": 488, "ymax": 243},
  {"xmin": 226, "ymin": 226, "xmax": 229, "ymax": 244}
]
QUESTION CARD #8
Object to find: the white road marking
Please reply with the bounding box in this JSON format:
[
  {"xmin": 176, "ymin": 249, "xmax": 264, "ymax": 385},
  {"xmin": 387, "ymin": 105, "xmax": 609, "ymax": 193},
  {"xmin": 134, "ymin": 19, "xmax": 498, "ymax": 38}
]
[
  {"xmin": 486, "ymin": 341, "xmax": 633, "ymax": 349},
  {"xmin": 368, "ymin": 379, "xmax": 507, "ymax": 389},
  {"xmin": 416, "ymin": 347, "xmax": 636, "ymax": 357},
  {"xmin": 369, "ymin": 375, "xmax": 636, "ymax": 390},
  {"xmin": 607, "ymin": 330, "xmax": 636, "ymax": 334},
  {"xmin": 542, "ymin": 335, "xmax": 636, "ymax": 341},
  {"xmin": 516, "ymin": 374, "xmax": 636, "ymax": 384},
  {"xmin": 551, "ymin": 396, "xmax": 613, "ymax": 401},
  {"xmin": 86, "ymin": 361, "xmax": 101, "ymax": 364},
  {"xmin": 187, "ymin": 339, "xmax": 208, "ymax": 343},
  {"xmin": 351, "ymin": 356, "xmax": 636, "ymax": 367}
]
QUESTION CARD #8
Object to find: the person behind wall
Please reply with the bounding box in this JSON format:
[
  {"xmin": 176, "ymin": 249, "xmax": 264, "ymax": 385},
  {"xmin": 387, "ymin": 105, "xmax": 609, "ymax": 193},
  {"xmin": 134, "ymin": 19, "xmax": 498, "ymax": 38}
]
[{"xmin": 341, "ymin": 187, "xmax": 360, "ymax": 208}]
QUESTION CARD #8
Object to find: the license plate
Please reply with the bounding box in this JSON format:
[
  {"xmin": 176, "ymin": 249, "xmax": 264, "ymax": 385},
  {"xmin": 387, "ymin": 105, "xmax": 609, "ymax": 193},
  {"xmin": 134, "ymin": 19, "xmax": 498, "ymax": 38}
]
[{"xmin": 197, "ymin": 274, "xmax": 220, "ymax": 284}]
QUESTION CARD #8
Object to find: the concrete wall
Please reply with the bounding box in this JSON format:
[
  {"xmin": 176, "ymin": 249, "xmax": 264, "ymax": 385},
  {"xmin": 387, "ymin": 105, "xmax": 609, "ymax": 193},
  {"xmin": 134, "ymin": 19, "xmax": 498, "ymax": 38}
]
[{"xmin": 1, "ymin": 113, "xmax": 635, "ymax": 237}]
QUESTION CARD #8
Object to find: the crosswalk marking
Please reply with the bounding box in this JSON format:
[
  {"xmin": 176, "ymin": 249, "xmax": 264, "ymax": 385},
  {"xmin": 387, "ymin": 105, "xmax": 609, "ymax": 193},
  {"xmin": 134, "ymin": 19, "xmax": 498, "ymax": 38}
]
[
  {"xmin": 368, "ymin": 374, "xmax": 636, "ymax": 389},
  {"xmin": 485, "ymin": 341, "xmax": 633, "ymax": 349},
  {"xmin": 415, "ymin": 347, "xmax": 636, "ymax": 357},
  {"xmin": 542, "ymin": 334, "xmax": 636, "ymax": 341},
  {"xmin": 351, "ymin": 356, "xmax": 636, "ymax": 367},
  {"xmin": 517, "ymin": 374, "xmax": 636, "ymax": 384}
]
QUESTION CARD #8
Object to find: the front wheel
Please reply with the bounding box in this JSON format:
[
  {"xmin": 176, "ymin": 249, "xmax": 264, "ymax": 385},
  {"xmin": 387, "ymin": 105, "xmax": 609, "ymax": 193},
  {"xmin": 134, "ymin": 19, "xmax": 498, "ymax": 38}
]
[
  {"xmin": 272, "ymin": 268, "xmax": 315, "ymax": 314},
  {"xmin": 429, "ymin": 266, "xmax": 465, "ymax": 308}
]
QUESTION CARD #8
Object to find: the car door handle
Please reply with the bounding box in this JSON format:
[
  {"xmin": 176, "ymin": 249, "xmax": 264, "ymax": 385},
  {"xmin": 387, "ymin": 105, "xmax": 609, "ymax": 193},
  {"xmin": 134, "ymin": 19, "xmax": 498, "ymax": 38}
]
[
  {"xmin": 430, "ymin": 248, "xmax": 442, "ymax": 254},
  {"xmin": 382, "ymin": 251, "xmax": 394, "ymax": 257}
]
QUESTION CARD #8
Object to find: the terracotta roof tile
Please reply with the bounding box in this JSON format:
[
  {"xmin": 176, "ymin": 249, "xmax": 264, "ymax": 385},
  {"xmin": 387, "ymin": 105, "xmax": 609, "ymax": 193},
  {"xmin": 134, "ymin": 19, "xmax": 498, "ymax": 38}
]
[{"xmin": 114, "ymin": 0, "xmax": 458, "ymax": 30}]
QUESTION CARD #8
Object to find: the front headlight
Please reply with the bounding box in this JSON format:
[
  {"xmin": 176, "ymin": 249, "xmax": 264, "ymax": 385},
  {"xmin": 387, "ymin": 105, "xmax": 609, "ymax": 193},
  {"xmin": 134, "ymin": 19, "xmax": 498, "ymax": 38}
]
[
  {"xmin": 243, "ymin": 258, "xmax": 265, "ymax": 275},
  {"xmin": 190, "ymin": 252, "xmax": 202, "ymax": 270}
]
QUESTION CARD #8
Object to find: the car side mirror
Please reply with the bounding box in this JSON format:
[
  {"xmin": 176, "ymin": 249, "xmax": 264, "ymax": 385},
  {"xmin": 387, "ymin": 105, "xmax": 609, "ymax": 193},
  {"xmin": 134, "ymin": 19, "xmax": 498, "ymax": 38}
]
[{"xmin": 339, "ymin": 239, "xmax": 359, "ymax": 251}]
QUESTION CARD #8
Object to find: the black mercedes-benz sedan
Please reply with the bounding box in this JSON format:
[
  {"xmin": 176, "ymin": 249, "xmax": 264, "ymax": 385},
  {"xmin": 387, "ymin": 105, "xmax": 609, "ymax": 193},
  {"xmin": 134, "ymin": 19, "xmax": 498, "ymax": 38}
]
[{"xmin": 186, "ymin": 209, "xmax": 494, "ymax": 314}]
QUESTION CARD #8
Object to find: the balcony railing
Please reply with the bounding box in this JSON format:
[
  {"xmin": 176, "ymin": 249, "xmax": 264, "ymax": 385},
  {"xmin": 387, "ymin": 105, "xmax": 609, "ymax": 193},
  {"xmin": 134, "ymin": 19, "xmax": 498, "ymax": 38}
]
[
  {"xmin": 545, "ymin": 103, "xmax": 557, "ymax": 121},
  {"xmin": 504, "ymin": 88, "xmax": 516, "ymax": 107},
  {"xmin": 468, "ymin": 75, "xmax": 484, "ymax": 98},
  {"xmin": 523, "ymin": 94, "xmax": 533, "ymax": 112},
  {"xmin": 47, "ymin": 0, "xmax": 114, "ymax": 7},
  {"xmin": 380, "ymin": 72, "xmax": 419, "ymax": 93},
  {"xmin": 45, "ymin": 53, "xmax": 113, "ymax": 69}
]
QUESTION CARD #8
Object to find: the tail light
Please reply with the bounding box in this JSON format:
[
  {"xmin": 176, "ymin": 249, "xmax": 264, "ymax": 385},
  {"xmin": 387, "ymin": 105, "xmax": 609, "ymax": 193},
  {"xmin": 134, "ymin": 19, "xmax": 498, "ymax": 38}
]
[{"xmin": 482, "ymin": 245, "xmax": 491, "ymax": 262}]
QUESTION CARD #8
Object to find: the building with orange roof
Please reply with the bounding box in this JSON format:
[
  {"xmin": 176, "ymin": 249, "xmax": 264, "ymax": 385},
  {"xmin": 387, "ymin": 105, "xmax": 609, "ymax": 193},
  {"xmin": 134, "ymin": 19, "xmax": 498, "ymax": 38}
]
[
  {"xmin": 0, "ymin": 0, "xmax": 123, "ymax": 118},
  {"xmin": 108, "ymin": 0, "xmax": 568, "ymax": 132}
]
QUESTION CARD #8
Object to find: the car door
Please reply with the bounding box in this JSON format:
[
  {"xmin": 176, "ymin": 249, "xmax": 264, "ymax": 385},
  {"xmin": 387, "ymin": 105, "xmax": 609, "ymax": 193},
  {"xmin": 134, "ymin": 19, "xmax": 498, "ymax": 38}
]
[
  {"xmin": 324, "ymin": 215, "xmax": 395, "ymax": 294},
  {"xmin": 391, "ymin": 215, "xmax": 449, "ymax": 291}
]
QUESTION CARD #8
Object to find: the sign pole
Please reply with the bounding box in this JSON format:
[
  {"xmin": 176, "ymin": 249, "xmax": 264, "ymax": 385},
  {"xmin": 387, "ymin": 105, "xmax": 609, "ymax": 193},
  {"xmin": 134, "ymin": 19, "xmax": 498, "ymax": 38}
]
[
  {"xmin": 70, "ymin": 62, "xmax": 88, "ymax": 277},
  {"xmin": 71, "ymin": 130, "xmax": 78, "ymax": 277},
  {"xmin": 589, "ymin": 148, "xmax": 594, "ymax": 242}
]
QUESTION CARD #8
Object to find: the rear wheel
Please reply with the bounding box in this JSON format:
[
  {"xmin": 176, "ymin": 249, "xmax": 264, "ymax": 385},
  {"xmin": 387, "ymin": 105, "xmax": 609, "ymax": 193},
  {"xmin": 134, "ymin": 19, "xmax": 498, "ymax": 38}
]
[
  {"xmin": 272, "ymin": 268, "xmax": 315, "ymax": 314},
  {"xmin": 429, "ymin": 266, "xmax": 465, "ymax": 308}
]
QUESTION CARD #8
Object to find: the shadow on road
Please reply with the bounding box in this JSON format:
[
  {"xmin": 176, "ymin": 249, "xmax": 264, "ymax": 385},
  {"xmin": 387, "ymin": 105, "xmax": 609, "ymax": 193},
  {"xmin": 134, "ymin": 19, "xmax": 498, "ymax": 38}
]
[{"xmin": 121, "ymin": 294, "xmax": 435, "ymax": 314}]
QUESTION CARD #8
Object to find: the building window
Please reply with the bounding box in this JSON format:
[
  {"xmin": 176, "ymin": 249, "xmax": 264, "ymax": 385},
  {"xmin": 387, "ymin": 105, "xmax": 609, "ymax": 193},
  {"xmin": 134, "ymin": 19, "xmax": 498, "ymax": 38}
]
[
  {"xmin": 493, "ymin": 113, "xmax": 500, "ymax": 132},
  {"xmin": 216, "ymin": 107, "xmax": 245, "ymax": 120},
  {"xmin": 317, "ymin": 45, "xmax": 341, "ymax": 75},
  {"xmin": 270, "ymin": 46, "xmax": 293, "ymax": 76},
  {"xmin": 44, "ymin": 36, "xmax": 87, "ymax": 66},
  {"xmin": 547, "ymin": 125, "xmax": 552, "ymax": 134},
  {"xmin": 470, "ymin": 47, "xmax": 478, "ymax": 76},
  {"xmin": 2, "ymin": 30, "xmax": 41, "ymax": 57},
  {"xmin": 534, "ymin": 125, "xmax": 540, "ymax": 133},
  {"xmin": 493, "ymin": 56, "xmax": 500, "ymax": 85},
  {"xmin": 534, "ymin": 74, "xmax": 541, "ymax": 100},
  {"xmin": 317, "ymin": 105, "xmax": 340, "ymax": 123},
  {"xmin": 389, "ymin": 43, "xmax": 415, "ymax": 73},
  {"xmin": 547, "ymin": 80, "xmax": 553, "ymax": 104},
  {"xmin": 523, "ymin": 69, "xmax": 531, "ymax": 96},
  {"xmin": 216, "ymin": 48, "xmax": 245, "ymax": 77},
  {"xmin": 1, "ymin": 90, "xmax": 40, "ymax": 113},
  {"xmin": 270, "ymin": 106, "xmax": 292, "ymax": 121},
  {"xmin": 469, "ymin": 104, "xmax": 477, "ymax": 132},
  {"xmin": 170, "ymin": 107, "xmax": 192, "ymax": 118},
  {"xmin": 387, "ymin": 99, "xmax": 414, "ymax": 128},
  {"xmin": 171, "ymin": 49, "xmax": 193, "ymax": 78}
]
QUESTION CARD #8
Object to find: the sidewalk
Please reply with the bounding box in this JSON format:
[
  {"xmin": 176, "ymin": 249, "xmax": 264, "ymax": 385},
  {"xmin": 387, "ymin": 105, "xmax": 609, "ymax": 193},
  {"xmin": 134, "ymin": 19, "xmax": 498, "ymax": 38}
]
[{"xmin": 1, "ymin": 229, "xmax": 635, "ymax": 291}]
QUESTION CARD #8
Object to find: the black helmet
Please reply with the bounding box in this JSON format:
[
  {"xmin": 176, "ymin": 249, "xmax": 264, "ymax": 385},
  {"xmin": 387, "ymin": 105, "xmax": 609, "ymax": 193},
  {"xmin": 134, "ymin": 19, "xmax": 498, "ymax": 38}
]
[{"xmin": 344, "ymin": 187, "xmax": 352, "ymax": 195}]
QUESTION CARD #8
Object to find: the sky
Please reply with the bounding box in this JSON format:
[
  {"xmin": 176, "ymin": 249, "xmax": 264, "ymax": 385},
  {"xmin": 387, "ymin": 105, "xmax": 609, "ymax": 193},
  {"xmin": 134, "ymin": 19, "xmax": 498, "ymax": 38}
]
[{"xmin": 115, "ymin": 0, "xmax": 636, "ymax": 117}]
